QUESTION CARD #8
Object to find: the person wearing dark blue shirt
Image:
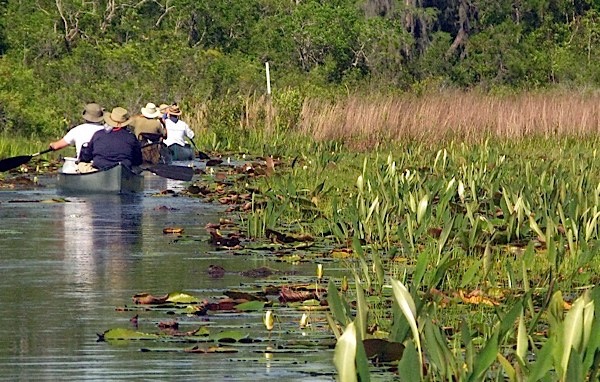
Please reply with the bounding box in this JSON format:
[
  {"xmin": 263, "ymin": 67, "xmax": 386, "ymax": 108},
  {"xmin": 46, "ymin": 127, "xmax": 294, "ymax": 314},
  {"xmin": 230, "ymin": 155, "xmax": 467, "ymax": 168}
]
[{"xmin": 79, "ymin": 107, "xmax": 143, "ymax": 171}]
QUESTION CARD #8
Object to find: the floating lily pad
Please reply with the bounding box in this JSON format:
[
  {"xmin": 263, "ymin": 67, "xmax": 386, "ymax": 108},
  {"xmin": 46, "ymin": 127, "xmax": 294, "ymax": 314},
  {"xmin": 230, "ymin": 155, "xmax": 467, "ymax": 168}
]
[
  {"xmin": 167, "ymin": 291, "xmax": 202, "ymax": 304},
  {"xmin": 235, "ymin": 300, "xmax": 267, "ymax": 312},
  {"xmin": 211, "ymin": 330, "xmax": 250, "ymax": 343},
  {"xmin": 99, "ymin": 328, "xmax": 159, "ymax": 341}
]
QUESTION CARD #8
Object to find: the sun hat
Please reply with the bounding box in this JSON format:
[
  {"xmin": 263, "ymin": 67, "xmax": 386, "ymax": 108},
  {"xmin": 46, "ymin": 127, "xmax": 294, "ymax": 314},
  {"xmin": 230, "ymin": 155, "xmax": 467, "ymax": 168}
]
[
  {"xmin": 159, "ymin": 103, "xmax": 170, "ymax": 113},
  {"xmin": 169, "ymin": 105, "xmax": 182, "ymax": 116},
  {"xmin": 82, "ymin": 103, "xmax": 105, "ymax": 123},
  {"xmin": 141, "ymin": 102, "xmax": 161, "ymax": 118},
  {"xmin": 104, "ymin": 107, "xmax": 131, "ymax": 127}
]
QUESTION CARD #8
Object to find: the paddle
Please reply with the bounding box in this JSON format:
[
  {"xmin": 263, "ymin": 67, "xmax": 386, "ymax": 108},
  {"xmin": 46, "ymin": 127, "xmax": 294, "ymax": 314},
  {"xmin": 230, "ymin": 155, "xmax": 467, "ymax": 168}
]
[
  {"xmin": 0, "ymin": 147, "xmax": 54, "ymax": 172},
  {"xmin": 141, "ymin": 163, "xmax": 194, "ymax": 181},
  {"xmin": 189, "ymin": 139, "xmax": 210, "ymax": 160}
]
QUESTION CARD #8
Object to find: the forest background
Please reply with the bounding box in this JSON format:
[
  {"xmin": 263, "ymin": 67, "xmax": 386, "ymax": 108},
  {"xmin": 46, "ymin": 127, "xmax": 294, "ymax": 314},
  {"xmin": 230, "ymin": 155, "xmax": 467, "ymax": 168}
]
[{"xmin": 2, "ymin": 0, "xmax": 600, "ymax": 147}]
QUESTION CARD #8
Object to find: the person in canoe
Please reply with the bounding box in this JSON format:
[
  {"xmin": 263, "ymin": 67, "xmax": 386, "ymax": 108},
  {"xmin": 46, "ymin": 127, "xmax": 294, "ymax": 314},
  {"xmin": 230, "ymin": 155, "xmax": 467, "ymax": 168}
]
[
  {"xmin": 49, "ymin": 103, "xmax": 108, "ymax": 159},
  {"xmin": 78, "ymin": 107, "xmax": 143, "ymax": 172},
  {"xmin": 128, "ymin": 102, "xmax": 168, "ymax": 164},
  {"xmin": 129, "ymin": 102, "xmax": 167, "ymax": 143},
  {"xmin": 163, "ymin": 104, "xmax": 195, "ymax": 160}
]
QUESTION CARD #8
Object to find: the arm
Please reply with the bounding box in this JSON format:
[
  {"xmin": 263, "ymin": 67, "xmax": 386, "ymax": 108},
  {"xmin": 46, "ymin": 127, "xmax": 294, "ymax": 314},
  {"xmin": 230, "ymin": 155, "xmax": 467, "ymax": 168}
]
[
  {"xmin": 185, "ymin": 124, "xmax": 195, "ymax": 140},
  {"xmin": 49, "ymin": 138, "xmax": 69, "ymax": 151}
]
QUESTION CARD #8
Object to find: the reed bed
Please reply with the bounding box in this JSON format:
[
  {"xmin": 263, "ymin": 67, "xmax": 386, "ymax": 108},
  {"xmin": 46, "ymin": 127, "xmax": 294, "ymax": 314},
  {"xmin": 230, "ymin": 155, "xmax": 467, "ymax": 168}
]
[
  {"xmin": 190, "ymin": 90, "xmax": 600, "ymax": 154},
  {"xmin": 298, "ymin": 91, "xmax": 600, "ymax": 146}
]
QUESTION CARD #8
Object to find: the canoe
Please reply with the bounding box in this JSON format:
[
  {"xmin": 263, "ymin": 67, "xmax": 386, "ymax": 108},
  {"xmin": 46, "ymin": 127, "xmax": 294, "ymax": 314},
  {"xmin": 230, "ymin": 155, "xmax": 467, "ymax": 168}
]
[
  {"xmin": 57, "ymin": 163, "xmax": 144, "ymax": 194},
  {"xmin": 168, "ymin": 144, "xmax": 194, "ymax": 161}
]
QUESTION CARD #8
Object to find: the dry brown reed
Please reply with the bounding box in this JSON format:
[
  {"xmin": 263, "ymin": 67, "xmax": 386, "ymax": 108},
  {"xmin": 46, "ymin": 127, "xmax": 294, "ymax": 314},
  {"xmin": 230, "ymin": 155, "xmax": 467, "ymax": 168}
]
[
  {"xmin": 298, "ymin": 91, "xmax": 600, "ymax": 147},
  {"xmin": 188, "ymin": 91, "xmax": 600, "ymax": 148}
]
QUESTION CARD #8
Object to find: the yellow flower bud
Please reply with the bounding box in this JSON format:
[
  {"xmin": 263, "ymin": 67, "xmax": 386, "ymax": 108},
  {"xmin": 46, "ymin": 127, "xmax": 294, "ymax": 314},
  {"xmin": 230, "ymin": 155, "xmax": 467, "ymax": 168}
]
[
  {"xmin": 341, "ymin": 275, "xmax": 349, "ymax": 292},
  {"xmin": 263, "ymin": 310, "xmax": 274, "ymax": 331},
  {"xmin": 316, "ymin": 263, "xmax": 323, "ymax": 280},
  {"xmin": 299, "ymin": 313, "xmax": 309, "ymax": 328}
]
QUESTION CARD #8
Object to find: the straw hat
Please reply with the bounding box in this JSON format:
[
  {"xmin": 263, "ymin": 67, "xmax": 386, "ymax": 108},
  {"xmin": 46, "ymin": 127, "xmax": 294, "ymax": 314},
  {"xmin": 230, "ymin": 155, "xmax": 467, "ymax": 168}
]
[
  {"xmin": 141, "ymin": 103, "xmax": 161, "ymax": 118},
  {"xmin": 158, "ymin": 103, "xmax": 170, "ymax": 113},
  {"xmin": 168, "ymin": 105, "xmax": 182, "ymax": 116},
  {"xmin": 104, "ymin": 107, "xmax": 131, "ymax": 127},
  {"xmin": 82, "ymin": 103, "xmax": 105, "ymax": 123}
]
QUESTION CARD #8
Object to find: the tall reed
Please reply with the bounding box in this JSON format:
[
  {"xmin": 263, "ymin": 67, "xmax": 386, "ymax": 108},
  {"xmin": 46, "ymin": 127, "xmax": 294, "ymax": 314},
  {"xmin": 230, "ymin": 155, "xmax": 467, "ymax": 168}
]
[{"xmin": 187, "ymin": 90, "xmax": 600, "ymax": 154}]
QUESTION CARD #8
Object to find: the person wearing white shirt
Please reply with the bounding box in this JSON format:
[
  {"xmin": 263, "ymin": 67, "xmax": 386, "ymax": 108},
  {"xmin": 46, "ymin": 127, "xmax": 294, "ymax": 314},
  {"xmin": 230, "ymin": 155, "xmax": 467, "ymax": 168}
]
[
  {"xmin": 162, "ymin": 104, "xmax": 194, "ymax": 147},
  {"xmin": 50, "ymin": 103, "xmax": 108, "ymax": 159}
]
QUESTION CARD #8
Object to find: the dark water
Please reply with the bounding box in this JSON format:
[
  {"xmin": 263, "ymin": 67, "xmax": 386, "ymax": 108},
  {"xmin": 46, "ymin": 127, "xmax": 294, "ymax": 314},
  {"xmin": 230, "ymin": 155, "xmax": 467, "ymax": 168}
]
[{"xmin": 0, "ymin": 174, "xmax": 335, "ymax": 381}]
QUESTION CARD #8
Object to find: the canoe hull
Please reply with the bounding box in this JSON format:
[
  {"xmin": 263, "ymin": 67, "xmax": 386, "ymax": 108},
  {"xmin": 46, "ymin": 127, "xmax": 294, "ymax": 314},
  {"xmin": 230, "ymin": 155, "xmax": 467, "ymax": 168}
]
[
  {"xmin": 57, "ymin": 164, "xmax": 144, "ymax": 194},
  {"xmin": 168, "ymin": 144, "xmax": 194, "ymax": 161}
]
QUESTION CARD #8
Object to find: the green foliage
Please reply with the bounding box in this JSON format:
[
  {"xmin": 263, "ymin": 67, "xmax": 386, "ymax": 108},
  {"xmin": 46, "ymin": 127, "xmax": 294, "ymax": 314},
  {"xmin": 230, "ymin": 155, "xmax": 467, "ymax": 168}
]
[{"xmin": 3, "ymin": 1, "xmax": 600, "ymax": 135}]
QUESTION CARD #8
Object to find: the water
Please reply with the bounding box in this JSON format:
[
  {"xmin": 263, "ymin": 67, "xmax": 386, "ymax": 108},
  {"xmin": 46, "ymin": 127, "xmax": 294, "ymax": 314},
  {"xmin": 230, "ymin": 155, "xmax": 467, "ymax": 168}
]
[{"xmin": 0, "ymin": 173, "xmax": 336, "ymax": 381}]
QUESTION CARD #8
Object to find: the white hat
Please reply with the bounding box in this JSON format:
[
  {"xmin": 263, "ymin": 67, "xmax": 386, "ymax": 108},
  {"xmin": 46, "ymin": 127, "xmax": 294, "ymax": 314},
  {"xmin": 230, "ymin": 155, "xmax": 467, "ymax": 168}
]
[{"xmin": 141, "ymin": 103, "xmax": 161, "ymax": 118}]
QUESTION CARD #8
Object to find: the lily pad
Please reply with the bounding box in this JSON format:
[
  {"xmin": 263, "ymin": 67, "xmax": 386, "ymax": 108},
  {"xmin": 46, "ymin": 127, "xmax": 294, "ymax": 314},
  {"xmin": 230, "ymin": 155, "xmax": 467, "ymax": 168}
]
[
  {"xmin": 167, "ymin": 291, "xmax": 202, "ymax": 304},
  {"xmin": 235, "ymin": 300, "xmax": 266, "ymax": 312},
  {"xmin": 99, "ymin": 328, "xmax": 159, "ymax": 341},
  {"xmin": 211, "ymin": 330, "xmax": 250, "ymax": 343}
]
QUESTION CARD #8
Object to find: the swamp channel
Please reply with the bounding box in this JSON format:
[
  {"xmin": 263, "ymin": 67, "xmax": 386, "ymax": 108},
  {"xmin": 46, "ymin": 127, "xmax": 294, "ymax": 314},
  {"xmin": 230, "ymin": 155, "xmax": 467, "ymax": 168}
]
[{"xmin": 0, "ymin": 165, "xmax": 339, "ymax": 381}]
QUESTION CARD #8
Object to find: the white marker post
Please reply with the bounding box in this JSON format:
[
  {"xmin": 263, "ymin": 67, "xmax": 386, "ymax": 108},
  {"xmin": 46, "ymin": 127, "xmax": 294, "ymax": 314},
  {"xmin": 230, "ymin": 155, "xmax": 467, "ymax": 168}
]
[{"xmin": 265, "ymin": 62, "xmax": 271, "ymax": 95}]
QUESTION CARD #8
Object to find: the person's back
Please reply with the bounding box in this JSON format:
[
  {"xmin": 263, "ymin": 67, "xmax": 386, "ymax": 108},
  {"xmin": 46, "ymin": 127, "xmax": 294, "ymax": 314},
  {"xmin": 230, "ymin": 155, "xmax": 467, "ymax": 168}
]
[
  {"xmin": 90, "ymin": 128, "xmax": 142, "ymax": 170},
  {"xmin": 50, "ymin": 103, "xmax": 107, "ymax": 159},
  {"xmin": 130, "ymin": 116, "xmax": 165, "ymax": 141},
  {"xmin": 81, "ymin": 107, "xmax": 142, "ymax": 170},
  {"xmin": 129, "ymin": 103, "xmax": 166, "ymax": 142},
  {"xmin": 163, "ymin": 105, "xmax": 194, "ymax": 147}
]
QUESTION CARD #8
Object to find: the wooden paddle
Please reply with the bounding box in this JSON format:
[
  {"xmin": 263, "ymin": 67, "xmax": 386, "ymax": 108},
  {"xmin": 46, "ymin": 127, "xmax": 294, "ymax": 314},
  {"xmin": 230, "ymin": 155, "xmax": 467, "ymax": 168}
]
[
  {"xmin": 0, "ymin": 147, "xmax": 54, "ymax": 172},
  {"xmin": 141, "ymin": 163, "xmax": 194, "ymax": 181}
]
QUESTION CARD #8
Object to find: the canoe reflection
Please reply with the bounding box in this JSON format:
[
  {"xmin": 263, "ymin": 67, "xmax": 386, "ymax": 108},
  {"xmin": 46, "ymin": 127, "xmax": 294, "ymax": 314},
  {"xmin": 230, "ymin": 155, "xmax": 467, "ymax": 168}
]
[{"xmin": 61, "ymin": 195, "xmax": 142, "ymax": 287}]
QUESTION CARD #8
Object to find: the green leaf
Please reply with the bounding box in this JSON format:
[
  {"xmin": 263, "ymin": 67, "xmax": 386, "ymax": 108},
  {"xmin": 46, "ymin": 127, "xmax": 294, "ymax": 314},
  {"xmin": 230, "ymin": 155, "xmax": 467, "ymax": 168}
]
[
  {"xmin": 461, "ymin": 259, "xmax": 482, "ymax": 288},
  {"xmin": 565, "ymin": 349, "xmax": 584, "ymax": 382},
  {"xmin": 355, "ymin": 332, "xmax": 371, "ymax": 382},
  {"xmin": 334, "ymin": 322, "xmax": 357, "ymax": 382},
  {"xmin": 101, "ymin": 328, "xmax": 158, "ymax": 341},
  {"xmin": 167, "ymin": 292, "xmax": 201, "ymax": 303},
  {"xmin": 354, "ymin": 274, "xmax": 368, "ymax": 340},
  {"xmin": 211, "ymin": 330, "xmax": 249, "ymax": 342},
  {"xmin": 391, "ymin": 279, "xmax": 422, "ymax": 377},
  {"xmin": 423, "ymin": 319, "xmax": 451, "ymax": 377},
  {"xmin": 412, "ymin": 250, "xmax": 429, "ymax": 287},
  {"xmin": 516, "ymin": 312, "xmax": 528, "ymax": 365},
  {"xmin": 497, "ymin": 353, "xmax": 516, "ymax": 382},
  {"xmin": 528, "ymin": 337, "xmax": 556, "ymax": 381},
  {"xmin": 468, "ymin": 332, "xmax": 498, "ymax": 382},
  {"xmin": 234, "ymin": 300, "xmax": 266, "ymax": 312},
  {"xmin": 398, "ymin": 340, "xmax": 420, "ymax": 382},
  {"xmin": 438, "ymin": 216, "xmax": 454, "ymax": 256},
  {"xmin": 327, "ymin": 279, "xmax": 351, "ymax": 326}
]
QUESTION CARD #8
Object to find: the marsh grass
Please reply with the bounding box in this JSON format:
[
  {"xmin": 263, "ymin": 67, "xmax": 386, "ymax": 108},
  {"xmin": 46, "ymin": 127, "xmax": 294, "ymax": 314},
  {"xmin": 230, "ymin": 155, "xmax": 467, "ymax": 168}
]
[
  {"xmin": 297, "ymin": 91, "xmax": 600, "ymax": 147},
  {"xmin": 0, "ymin": 135, "xmax": 50, "ymax": 158},
  {"xmin": 188, "ymin": 90, "xmax": 600, "ymax": 156}
]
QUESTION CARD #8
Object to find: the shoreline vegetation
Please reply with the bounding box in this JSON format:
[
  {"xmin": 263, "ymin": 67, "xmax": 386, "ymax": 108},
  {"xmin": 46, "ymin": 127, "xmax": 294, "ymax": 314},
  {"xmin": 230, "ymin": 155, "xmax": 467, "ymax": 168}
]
[
  {"xmin": 4, "ymin": 91, "xmax": 600, "ymax": 380},
  {"xmin": 4, "ymin": 89, "xmax": 600, "ymax": 157},
  {"xmin": 4, "ymin": 0, "xmax": 600, "ymax": 378}
]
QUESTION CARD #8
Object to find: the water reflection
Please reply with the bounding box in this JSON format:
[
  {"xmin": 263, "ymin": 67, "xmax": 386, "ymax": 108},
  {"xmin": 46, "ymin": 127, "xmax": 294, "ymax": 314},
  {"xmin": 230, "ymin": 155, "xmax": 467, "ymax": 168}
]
[
  {"xmin": 61, "ymin": 195, "xmax": 143, "ymax": 290},
  {"xmin": 0, "ymin": 181, "xmax": 336, "ymax": 380}
]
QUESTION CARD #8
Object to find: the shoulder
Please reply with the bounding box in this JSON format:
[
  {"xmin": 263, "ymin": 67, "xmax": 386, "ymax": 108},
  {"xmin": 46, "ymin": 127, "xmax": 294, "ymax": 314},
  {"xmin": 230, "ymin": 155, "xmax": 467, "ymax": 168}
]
[{"xmin": 90, "ymin": 128, "xmax": 108, "ymax": 141}]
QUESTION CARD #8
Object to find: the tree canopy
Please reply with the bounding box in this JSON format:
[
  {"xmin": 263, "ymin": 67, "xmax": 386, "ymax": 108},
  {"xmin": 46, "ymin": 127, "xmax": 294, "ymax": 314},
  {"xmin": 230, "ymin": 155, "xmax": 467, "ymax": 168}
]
[{"xmin": 2, "ymin": 0, "xmax": 600, "ymax": 136}]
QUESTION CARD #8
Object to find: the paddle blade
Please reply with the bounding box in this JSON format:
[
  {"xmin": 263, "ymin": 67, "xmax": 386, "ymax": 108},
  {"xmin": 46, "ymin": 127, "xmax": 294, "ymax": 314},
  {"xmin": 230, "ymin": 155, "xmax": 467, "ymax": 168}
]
[
  {"xmin": 144, "ymin": 164, "xmax": 194, "ymax": 181},
  {"xmin": 0, "ymin": 155, "xmax": 33, "ymax": 172}
]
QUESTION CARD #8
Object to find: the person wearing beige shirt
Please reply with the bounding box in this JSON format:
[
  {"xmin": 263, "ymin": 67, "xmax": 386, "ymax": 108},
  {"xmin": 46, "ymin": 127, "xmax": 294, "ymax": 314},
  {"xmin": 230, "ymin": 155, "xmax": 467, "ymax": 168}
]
[{"xmin": 128, "ymin": 102, "xmax": 167, "ymax": 142}]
